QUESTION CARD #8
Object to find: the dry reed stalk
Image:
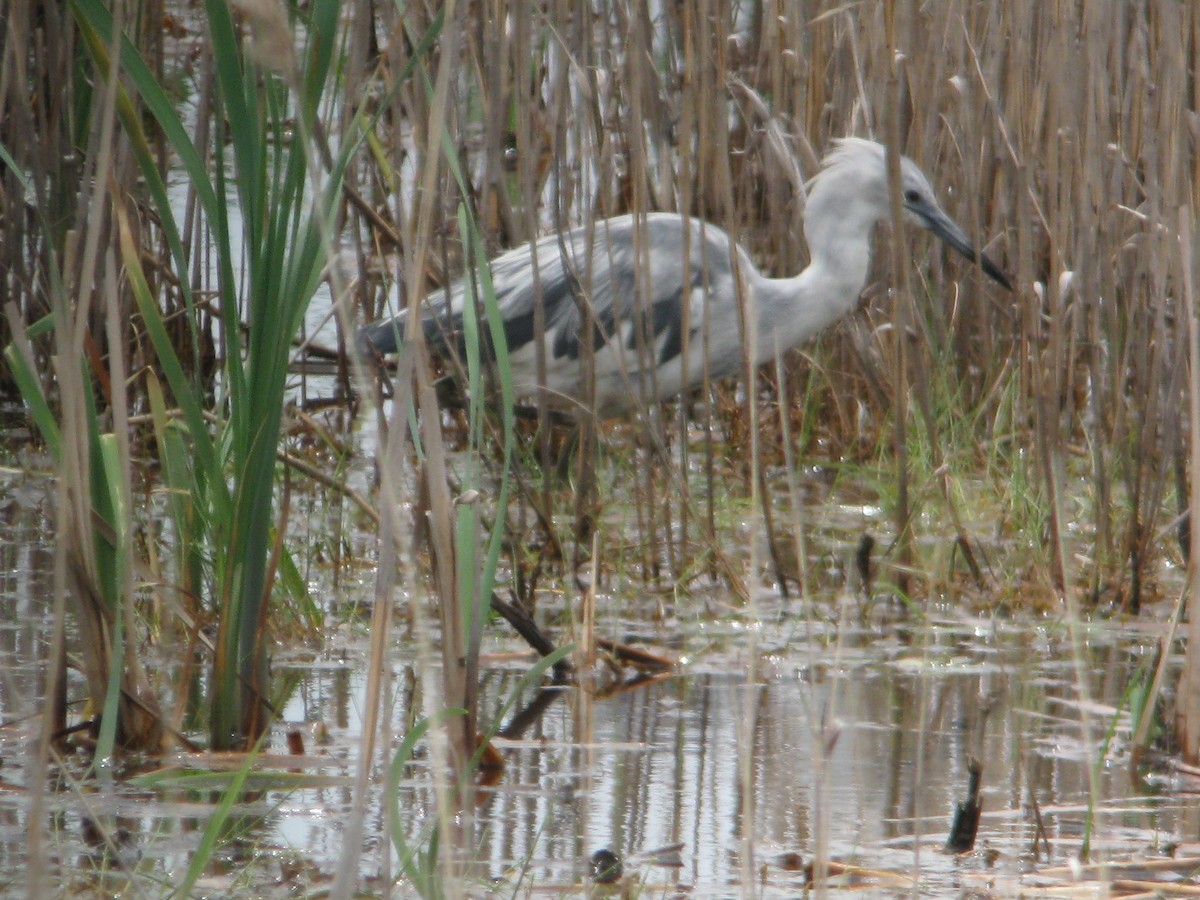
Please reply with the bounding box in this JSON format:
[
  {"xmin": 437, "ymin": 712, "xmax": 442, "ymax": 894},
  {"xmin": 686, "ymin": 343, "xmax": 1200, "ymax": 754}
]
[
  {"xmin": 1175, "ymin": 208, "xmax": 1200, "ymax": 760},
  {"xmin": 884, "ymin": 6, "xmax": 915, "ymax": 596}
]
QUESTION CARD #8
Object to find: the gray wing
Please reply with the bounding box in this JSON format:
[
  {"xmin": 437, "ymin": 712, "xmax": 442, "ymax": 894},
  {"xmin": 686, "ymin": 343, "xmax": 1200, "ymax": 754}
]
[
  {"xmin": 497, "ymin": 214, "xmax": 741, "ymax": 362},
  {"xmin": 360, "ymin": 212, "xmax": 747, "ymax": 405}
]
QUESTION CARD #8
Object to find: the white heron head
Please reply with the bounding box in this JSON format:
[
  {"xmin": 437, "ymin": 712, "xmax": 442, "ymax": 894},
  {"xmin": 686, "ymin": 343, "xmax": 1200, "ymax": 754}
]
[{"xmin": 809, "ymin": 138, "xmax": 1011, "ymax": 289}]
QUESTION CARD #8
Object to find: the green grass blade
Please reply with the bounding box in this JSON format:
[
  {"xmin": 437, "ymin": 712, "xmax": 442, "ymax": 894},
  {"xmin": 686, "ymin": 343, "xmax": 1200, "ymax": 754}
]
[
  {"xmin": 167, "ymin": 742, "xmax": 265, "ymax": 899},
  {"xmin": 2, "ymin": 343, "xmax": 61, "ymax": 460},
  {"xmin": 389, "ymin": 708, "xmax": 467, "ymax": 897}
]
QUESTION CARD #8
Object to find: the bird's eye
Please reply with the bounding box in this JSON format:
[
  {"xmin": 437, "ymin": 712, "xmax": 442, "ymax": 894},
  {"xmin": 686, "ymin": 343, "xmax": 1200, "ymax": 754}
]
[{"xmin": 903, "ymin": 189, "xmax": 922, "ymax": 204}]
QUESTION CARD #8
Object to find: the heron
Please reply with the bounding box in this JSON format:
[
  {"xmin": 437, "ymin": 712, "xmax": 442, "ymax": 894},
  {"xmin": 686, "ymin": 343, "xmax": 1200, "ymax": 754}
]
[{"xmin": 359, "ymin": 138, "xmax": 1011, "ymax": 414}]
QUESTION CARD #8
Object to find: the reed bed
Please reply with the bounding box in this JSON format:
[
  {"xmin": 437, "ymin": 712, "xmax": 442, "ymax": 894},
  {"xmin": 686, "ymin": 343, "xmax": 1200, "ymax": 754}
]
[
  {"xmin": 6, "ymin": 3, "xmax": 1194, "ymax": 607},
  {"xmin": 2, "ymin": 0, "xmax": 1200, "ymax": 893},
  {"xmin": 328, "ymin": 1, "xmax": 1199, "ymax": 614}
]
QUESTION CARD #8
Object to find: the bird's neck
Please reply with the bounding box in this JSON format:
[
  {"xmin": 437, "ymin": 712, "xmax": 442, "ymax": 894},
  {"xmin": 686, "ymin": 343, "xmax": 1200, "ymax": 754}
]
[
  {"xmin": 753, "ymin": 230, "xmax": 873, "ymax": 359},
  {"xmin": 803, "ymin": 201, "xmax": 876, "ymax": 304}
]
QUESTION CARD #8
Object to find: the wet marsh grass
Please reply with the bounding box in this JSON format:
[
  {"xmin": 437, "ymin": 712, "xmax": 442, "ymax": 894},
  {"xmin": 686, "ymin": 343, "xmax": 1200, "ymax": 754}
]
[{"xmin": 1, "ymin": 0, "xmax": 1199, "ymax": 894}]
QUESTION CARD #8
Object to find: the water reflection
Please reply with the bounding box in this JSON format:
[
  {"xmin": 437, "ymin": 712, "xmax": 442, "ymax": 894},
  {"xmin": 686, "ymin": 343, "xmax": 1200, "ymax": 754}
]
[
  {"xmin": 466, "ymin": 666, "xmax": 980, "ymax": 890},
  {"xmin": 0, "ymin": 468, "xmax": 1186, "ymax": 896},
  {"xmin": 273, "ymin": 619, "xmax": 1178, "ymax": 895}
]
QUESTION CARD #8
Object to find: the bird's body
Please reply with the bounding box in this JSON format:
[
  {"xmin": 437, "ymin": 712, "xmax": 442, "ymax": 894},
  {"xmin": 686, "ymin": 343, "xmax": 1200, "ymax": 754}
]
[{"xmin": 361, "ymin": 139, "xmax": 1009, "ymax": 413}]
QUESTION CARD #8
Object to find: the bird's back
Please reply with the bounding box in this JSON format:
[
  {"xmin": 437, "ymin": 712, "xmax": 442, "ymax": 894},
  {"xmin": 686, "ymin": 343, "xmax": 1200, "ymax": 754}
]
[{"xmin": 364, "ymin": 212, "xmax": 749, "ymax": 413}]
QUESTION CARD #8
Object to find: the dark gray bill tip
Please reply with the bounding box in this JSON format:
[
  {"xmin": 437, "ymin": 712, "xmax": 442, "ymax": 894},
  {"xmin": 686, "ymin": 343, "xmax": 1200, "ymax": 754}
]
[
  {"xmin": 913, "ymin": 199, "xmax": 1013, "ymax": 291},
  {"xmin": 976, "ymin": 251, "xmax": 1012, "ymax": 292}
]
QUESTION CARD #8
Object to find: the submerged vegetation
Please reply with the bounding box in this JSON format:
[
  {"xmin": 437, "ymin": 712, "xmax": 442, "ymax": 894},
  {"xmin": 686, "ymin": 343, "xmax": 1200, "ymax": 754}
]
[{"xmin": 1, "ymin": 0, "xmax": 1199, "ymax": 895}]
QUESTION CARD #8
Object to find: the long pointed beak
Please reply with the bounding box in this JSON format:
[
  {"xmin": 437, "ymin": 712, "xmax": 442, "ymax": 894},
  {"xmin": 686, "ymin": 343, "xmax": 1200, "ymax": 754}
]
[{"xmin": 908, "ymin": 198, "xmax": 1012, "ymax": 291}]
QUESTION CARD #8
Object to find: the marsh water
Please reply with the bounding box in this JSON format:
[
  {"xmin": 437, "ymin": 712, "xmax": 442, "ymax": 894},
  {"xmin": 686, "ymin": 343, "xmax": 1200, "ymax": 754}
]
[{"xmin": 0, "ymin": 444, "xmax": 1193, "ymax": 898}]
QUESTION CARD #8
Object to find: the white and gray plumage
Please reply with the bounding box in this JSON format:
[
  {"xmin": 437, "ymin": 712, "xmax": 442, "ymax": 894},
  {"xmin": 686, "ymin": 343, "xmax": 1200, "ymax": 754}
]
[{"xmin": 360, "ymin": 138, "xmax": 1010, "ymax": 414}]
